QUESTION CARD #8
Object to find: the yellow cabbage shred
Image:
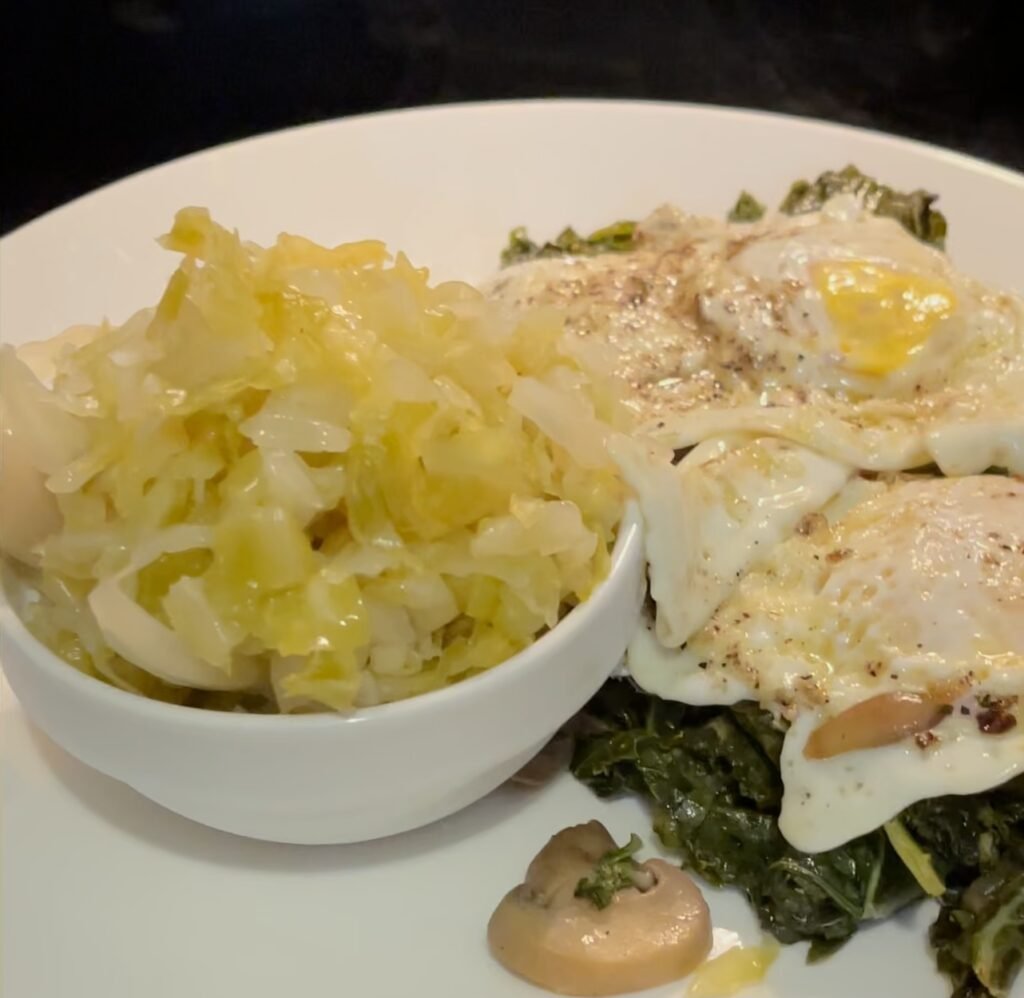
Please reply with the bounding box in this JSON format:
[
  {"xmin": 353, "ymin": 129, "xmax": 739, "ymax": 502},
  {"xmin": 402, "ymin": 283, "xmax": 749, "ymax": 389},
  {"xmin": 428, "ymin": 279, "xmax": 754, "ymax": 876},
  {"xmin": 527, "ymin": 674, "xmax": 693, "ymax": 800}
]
[
  {"xmin": 16, "ymin": 208, "xmax": 628, "ymax": 711},
  {"xmin": 688, "ymin": 940, "xmax": 780, "ymax": 996}
]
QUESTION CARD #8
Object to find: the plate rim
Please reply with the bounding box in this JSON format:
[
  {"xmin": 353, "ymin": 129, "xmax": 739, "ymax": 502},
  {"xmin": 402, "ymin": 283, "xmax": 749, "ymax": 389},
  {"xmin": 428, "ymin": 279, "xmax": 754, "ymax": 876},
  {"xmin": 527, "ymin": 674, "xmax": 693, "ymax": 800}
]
[
  {"xmin": 4, "ymin": 97, "xmax": 1022, "ymax": 245},
  {"xmin": 3, "ymin": 96, "xmax": 1017, "ymax": 998}
]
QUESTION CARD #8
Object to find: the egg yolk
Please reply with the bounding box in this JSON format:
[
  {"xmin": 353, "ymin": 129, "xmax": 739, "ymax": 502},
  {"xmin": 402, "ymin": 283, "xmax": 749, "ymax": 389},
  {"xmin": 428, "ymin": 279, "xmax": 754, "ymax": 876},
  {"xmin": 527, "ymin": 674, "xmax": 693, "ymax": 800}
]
[{"xmin": 813, "ymin": 260, "xmax": 956, "ymax": 376}]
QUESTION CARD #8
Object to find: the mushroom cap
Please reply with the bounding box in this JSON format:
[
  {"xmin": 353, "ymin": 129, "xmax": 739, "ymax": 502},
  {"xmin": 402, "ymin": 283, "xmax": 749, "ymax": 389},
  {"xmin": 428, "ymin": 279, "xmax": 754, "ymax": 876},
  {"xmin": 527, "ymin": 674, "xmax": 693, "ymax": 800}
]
[{"xmin": 488, "ymin": 823, "xmax": 712, "ymax": 996}]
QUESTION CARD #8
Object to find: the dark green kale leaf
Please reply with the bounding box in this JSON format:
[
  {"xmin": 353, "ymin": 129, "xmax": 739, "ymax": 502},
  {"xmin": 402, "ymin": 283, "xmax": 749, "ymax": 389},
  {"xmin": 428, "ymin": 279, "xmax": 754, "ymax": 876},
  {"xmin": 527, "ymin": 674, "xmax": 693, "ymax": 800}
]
[
  {"xmin": 571, "ymin": 681, "xmax": 1024, "ymax": 997},
  {"xmin": 500, "ymin": 220, "xmax": 637, "ymax": 266},
  {"xmin": 574, "ymin": 832, "xmax": 645, "ymax": 909},
  {"xmin": 570, "ymin": 680, "xmax": 921, "ymax": 952},
  {"xmin": 504, "ymin": 166, "xmax": 947, "ymax": 267},
  {"xmin": 905, "ymin": 778, "xmax": 1024, "ymax": 996},
  {"xmin": 931, "ymin": 867, "xmax": 1024, "ymax": 998},
  {"xmin": 903, "ymin": 776, "xmax": 1024, "ymax": 885},
  {"xmin": 759, "ymin": 830, "xmax": 920, "ymax": 951},
  {"xmin": 728, "ymin": 191, "xmax": 767, "ymax": 223},
  {"xmin": 728, "ymin": 699, "xmax": 786, "ymax": 765},
  {"xmin": 778, "ymin": 164, "xmax": 948, "ymax": 248}
]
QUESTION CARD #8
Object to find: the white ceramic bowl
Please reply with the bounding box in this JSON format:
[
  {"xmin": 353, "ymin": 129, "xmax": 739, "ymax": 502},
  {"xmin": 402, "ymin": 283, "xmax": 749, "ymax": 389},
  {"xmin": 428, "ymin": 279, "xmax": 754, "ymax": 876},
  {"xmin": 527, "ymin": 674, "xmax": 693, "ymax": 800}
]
[{"xmin": 0, "ymin": 505, "xmax": 644, "ymax": 844}]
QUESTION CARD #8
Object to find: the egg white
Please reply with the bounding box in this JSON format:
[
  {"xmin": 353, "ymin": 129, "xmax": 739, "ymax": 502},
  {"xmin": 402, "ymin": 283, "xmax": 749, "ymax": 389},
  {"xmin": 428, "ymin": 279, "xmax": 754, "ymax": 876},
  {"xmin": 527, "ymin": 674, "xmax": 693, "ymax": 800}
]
[
  {"xmin": 656, "ymin": 198, "xmax": 1024, "ymax": 472},
  {"xmin": 489, "ymin": 198, "xmax": 1024, "ymax": 475},
  {"xmin": 612, "ymin": 433, "xmax": 852, "ymax": 648},
  {"xmin": 780, "ymin": 708, "xmax": 1024, "ymax": 853},
  {"xmin": 485, "ymin": 206, "xmax": 733, "ymax": 421},
  {"xmin": 629, "ymin": 472, "xmax": 1024, "ymax": 852},
  {"xmin": 491, "ymin": 199, "xmax": 1024, "ymax": 855}
]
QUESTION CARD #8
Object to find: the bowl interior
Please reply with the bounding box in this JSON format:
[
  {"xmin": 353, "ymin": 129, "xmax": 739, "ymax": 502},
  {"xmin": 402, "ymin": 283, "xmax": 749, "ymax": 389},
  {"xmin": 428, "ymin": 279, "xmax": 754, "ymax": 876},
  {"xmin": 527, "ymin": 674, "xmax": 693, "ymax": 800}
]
[{"xmin": 0, "ymin": 503, "xmax": 643, "ymax": 726}]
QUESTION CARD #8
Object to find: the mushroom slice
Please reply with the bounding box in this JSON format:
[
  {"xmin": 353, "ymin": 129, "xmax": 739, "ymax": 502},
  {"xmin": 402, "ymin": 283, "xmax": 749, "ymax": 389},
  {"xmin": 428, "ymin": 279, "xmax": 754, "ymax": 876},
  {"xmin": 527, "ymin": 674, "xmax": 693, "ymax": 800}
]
[
  {"xmin": 804, "ymin": 691, "xmax": 955, "ymax": 760},
  {"xmin": 488, "ymin": 821, "xmax": 712, "ymax": 996}
]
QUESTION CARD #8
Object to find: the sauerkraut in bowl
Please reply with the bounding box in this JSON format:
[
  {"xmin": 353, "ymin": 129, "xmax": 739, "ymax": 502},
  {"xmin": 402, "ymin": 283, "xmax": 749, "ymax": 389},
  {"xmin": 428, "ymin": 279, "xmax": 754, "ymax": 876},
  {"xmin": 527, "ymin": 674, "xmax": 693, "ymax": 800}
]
[{"xmin": 0, "ymin": 208, "xmax": 628, "ymax": 714}]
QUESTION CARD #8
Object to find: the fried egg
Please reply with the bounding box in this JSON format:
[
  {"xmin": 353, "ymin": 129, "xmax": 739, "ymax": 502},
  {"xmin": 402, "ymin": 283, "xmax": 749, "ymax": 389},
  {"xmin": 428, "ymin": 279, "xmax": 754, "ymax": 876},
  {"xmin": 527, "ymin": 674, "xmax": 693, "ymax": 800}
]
[
  {"xmin": 489, "ymin": 198, "xmax": 1024, "ymax": 474},
  {"xmin": 486, "ymin": 209, "xmax": 732, "ymax": 418},
  {"xmin": 628, "ymin": 472, "xmax": 1024, "ymax": 852},
  {"xmin": 612, "ymin": 433, "xmax": 852, "ymax": 647},
  {"xmin": 492, "ymin": 195, "xmax": 1024, "ymax": 854}
]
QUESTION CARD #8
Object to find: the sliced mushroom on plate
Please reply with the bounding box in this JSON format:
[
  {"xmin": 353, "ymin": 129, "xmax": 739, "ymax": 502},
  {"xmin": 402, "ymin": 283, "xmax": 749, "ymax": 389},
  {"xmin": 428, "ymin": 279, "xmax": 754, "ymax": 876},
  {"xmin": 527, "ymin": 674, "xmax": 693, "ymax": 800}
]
[{"xmin": 488, "ymin": 821, "xmax": 712, "ymax": 996}]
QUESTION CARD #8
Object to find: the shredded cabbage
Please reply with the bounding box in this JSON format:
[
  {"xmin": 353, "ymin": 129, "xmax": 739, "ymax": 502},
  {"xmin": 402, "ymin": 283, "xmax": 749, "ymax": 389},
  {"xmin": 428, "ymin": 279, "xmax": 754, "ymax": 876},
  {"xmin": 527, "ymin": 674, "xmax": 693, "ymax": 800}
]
[{"xmin": 5, "ymin": 208, "xmax": 627, "ymax": 711}]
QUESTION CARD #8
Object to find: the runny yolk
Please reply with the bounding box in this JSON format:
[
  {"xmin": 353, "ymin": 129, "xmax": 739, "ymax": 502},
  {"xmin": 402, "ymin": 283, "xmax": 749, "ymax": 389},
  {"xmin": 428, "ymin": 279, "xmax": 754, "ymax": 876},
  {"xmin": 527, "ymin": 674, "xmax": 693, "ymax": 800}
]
[{"xmin": 813, "ymin": 259, "xmax": 956, "ymax": 376}]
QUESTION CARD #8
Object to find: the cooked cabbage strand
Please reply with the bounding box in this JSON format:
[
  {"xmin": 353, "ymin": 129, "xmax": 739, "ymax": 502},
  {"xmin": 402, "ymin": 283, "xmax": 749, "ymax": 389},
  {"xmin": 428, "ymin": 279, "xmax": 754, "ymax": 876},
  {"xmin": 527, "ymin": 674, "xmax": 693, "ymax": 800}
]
[{"xmin": 10, "ymin": 208, "xmax": 626, "ymax": 711}]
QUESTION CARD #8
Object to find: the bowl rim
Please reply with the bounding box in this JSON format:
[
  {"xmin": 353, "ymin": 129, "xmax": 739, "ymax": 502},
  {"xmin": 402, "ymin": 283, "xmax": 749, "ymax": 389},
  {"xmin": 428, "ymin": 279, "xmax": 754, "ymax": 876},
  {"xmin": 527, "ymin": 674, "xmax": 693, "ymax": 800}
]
[{"xmin": 0, "ymin": 503, "xmax": 643, "ymax": 728}]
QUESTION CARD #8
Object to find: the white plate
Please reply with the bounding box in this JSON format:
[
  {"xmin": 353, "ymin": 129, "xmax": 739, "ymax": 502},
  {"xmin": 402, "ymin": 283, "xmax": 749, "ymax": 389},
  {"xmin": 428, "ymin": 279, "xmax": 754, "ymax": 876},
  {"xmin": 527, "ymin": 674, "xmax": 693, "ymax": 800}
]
[{"xmin": 2, "ymin": 100, "xmax": 1023, "ymax": 998}]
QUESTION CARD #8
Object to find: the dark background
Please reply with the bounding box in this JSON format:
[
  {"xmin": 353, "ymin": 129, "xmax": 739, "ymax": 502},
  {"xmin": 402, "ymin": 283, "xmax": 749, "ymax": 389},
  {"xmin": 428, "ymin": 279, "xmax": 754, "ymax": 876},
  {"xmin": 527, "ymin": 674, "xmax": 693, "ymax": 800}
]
[{"xmin": 2, "ymin": 0, "xmax": 1021, "ymax": 235}]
